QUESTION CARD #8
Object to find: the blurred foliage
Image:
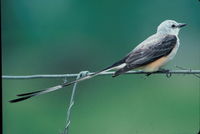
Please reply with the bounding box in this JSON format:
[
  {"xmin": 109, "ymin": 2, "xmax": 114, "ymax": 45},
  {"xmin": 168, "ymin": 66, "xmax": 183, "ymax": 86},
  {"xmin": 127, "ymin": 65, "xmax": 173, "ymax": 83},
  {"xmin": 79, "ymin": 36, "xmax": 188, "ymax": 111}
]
[{"xmin": 2, "ymin": 0, "xmax": 200, "ymax": 134}]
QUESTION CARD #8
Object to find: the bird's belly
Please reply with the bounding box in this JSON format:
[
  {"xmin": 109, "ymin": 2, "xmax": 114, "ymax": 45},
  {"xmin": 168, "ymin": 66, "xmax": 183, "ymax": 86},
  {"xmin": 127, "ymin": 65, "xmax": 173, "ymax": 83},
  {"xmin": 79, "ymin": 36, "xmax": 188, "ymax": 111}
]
[
  {"xmin": 140, "ymin": 43, "xmax": 179, "ymax": 72},
  {"xmin": 141, "ymin": 56, "xmax": 169, "ymax": 72}
]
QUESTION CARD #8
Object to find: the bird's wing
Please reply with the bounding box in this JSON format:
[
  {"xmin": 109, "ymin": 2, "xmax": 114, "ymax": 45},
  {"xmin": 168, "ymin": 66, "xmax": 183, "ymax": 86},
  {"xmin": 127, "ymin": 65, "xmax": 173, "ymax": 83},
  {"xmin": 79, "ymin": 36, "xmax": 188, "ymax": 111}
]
[{"xmin": 113, "ymin": 34, "xmax": 177, "ymax": 76}]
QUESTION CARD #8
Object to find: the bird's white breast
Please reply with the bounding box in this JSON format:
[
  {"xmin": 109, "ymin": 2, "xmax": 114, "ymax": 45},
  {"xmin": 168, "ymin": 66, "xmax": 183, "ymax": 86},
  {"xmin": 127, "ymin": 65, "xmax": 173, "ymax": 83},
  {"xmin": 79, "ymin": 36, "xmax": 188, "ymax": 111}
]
[{"xmin": 166, "ymin": 36, "xmax": 179, "ymax": 62}]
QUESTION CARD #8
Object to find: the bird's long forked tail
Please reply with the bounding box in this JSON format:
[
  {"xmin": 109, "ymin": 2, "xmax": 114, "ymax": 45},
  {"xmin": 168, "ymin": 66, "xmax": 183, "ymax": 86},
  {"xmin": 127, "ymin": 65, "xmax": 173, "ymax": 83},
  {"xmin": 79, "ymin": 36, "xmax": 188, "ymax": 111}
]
[
  {"xmin": 9, "ymin": 67, "xmax": 115, "ymax": 103},
  {"xmin": 9, "ymin": 56, "xmax": 127, "ymax": 103}
]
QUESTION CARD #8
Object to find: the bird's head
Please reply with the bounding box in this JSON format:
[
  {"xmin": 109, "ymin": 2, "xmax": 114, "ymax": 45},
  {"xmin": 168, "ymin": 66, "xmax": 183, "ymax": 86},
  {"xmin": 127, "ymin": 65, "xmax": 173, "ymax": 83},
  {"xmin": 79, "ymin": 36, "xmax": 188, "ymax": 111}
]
[{"xmin": 157, "ymin": 20, "xmax": 186, "ymax": 36}]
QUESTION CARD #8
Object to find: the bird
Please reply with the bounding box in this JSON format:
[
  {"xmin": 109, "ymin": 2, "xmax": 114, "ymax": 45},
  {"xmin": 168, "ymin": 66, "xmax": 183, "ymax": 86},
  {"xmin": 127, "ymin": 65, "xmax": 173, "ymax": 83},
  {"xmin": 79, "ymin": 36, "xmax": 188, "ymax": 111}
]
[{"xmin": 9, "ymin": 20, "xmax": 186, "ymax": 103}]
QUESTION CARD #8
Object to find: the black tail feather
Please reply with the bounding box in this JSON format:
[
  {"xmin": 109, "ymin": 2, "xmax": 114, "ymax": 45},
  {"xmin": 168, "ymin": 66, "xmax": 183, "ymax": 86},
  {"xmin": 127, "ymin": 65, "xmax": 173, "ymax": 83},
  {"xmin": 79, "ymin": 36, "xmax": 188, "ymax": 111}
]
[{"xmin": 9, "ymin": 95, "xmax": 34, "ymax": 103}]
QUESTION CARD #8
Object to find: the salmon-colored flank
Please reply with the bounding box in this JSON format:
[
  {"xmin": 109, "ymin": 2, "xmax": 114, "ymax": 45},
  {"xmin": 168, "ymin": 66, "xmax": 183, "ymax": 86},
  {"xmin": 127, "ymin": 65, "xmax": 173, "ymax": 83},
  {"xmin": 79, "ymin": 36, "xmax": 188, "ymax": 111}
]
[{"xmin": 141, "ymin": 56, "xmax": 168, "ymax": 72}]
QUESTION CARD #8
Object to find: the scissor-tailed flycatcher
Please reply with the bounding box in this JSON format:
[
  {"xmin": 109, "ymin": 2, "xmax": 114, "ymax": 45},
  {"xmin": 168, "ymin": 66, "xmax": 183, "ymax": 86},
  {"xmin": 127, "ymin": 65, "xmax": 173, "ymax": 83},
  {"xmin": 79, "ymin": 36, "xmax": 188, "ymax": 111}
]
[{"xmin": 10, "ymin": 20, "xmax": 186, "ymax": 103}]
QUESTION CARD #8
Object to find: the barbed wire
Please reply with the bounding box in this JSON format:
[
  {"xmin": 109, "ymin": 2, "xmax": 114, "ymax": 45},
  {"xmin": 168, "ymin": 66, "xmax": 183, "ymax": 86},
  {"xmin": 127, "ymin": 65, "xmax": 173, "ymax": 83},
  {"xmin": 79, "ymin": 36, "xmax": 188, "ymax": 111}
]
[{"xmin": 2, "ymin": 70, "xmax": 200, "ymax": 79}]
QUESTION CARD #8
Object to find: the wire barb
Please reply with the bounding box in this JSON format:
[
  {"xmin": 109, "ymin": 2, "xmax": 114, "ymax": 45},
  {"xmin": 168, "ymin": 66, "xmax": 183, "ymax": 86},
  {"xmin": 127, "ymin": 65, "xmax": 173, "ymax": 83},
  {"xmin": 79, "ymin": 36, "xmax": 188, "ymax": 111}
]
[{"xmin": 175, "ymin": 66, "xmax": 200, "ymax": 78}]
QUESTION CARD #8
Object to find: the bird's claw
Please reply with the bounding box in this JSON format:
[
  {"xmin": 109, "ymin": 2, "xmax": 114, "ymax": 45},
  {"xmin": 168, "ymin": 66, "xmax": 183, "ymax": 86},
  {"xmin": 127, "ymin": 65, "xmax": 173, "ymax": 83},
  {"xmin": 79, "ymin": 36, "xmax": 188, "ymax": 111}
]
[
  {"xmin": 159, "ymin": 69, "xmax": 171, "ymax": 78},
  {"xmin": 145, "ymin": 73, "xmax": 152, "ymax": 76}
]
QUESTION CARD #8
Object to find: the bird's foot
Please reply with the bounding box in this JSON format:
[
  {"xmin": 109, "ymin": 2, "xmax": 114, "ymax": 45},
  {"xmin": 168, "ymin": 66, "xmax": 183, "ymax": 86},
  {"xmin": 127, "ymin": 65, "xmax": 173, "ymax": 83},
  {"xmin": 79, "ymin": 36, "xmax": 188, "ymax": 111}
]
[
  {"xmin": 145, "ymin": 72, "xmax": 152, "ymax": 77},
  {"xmin": 158, "ymin": 68, "xmax": 172, "ymax": 78},
  {"xmin": 145, "ymin": 69, "xmax": 171, "ymax": 77}
]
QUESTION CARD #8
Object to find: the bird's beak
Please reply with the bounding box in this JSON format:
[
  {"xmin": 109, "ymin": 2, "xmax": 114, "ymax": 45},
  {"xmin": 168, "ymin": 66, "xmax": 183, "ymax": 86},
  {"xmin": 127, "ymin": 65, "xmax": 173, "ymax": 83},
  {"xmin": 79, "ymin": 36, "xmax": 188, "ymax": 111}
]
[{"xmin": 177, "ymin": 23, "xmax": 187, "ymax": 28}]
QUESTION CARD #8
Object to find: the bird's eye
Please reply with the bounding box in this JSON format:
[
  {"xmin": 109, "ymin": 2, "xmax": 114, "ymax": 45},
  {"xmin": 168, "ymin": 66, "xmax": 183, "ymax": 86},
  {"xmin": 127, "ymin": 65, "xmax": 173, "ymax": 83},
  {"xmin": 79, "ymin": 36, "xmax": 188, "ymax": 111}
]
[{"xmin": 171, "ymin": 24, "xmax": 176, "ymax": 28}]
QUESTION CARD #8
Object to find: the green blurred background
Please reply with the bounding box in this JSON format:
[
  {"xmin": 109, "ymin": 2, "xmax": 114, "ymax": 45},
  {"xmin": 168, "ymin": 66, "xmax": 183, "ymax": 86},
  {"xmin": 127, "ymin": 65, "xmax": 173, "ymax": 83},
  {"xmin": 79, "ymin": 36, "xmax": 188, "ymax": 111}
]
[{"xmin": 2, "ymin": 0, "xmax": 200, "ymax": 134}]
